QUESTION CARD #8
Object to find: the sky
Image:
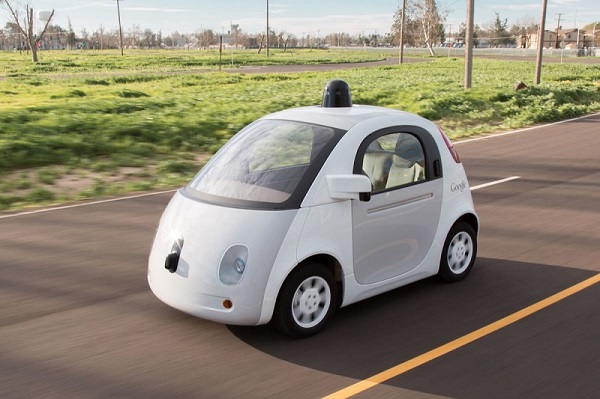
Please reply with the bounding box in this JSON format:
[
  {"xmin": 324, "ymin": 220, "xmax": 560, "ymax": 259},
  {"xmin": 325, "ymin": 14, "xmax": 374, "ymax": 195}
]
[{"xmin": 4, "ymin": 0, "xmax": 600, "ymax": 38}]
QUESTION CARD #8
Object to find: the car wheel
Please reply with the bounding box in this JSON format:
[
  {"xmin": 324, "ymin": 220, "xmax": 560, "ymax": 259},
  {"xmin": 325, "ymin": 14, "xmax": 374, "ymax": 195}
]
[
  {"xmin": 274, "ymin": 263, "xmax": 337, "ymax": 338},
  {"xmin": 438, "ymin": 221, "xmax": 477, "ymax": 282}
]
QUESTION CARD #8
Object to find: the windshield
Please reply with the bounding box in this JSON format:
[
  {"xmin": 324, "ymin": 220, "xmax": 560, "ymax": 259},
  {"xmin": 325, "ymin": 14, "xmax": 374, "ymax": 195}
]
[{"xmin": 187, "ymin": 119, "xmax": 340, "ymax": 207}]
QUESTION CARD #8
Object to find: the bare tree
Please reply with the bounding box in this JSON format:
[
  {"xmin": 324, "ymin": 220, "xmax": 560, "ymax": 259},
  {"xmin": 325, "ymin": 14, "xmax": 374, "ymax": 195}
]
[
  {"xmin": 228, "ymin": 24, "xmax": 249, "ymax": 49},
  {"xmin": 413, "ymin": 0, "xmax": 445, "ymax": 55},
  {"xmin": 391, "ymin": 0, "xmax": 446, "ymax": 53},
  {"xmin": 256, "ymin": 33, "xmax": 265, "ymax": 54},
  {"xmin": 127, "ymin": 24, "xmax": 144, "ymax": 48},
  {"xmin": 325, "ymin": 33, "xmax": 352, "ymax": 47},
  {"xmin": 1, "ymin": 0, "xmax": 55, "ymax": 62},
  {"xmin": 2, "ymin": 21, "xmax": 22, "ymax": 51},
  {"xmin": 66, "ymin": 19, "xmax": 77, "ymax": 50},
  {"xmin": 143, "ymin": 29, "xmax": 157, "ymax": 48},
  {"xmin": 96, "ymin": 25, "xmax": 105, "ymax": 50},
  {"xmin": 282, "ymin": 33, "xmax": 295, "ymax": 51},
  {"xmin": 195, "ymin": 28, "xmax": 216, "ymax": 49}
]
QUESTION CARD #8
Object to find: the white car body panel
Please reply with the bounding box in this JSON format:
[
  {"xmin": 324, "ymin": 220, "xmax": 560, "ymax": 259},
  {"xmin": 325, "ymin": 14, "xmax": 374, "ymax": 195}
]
[{"xmin": 148, "ymin": 101, "xmax": 479, "ymax": 328}]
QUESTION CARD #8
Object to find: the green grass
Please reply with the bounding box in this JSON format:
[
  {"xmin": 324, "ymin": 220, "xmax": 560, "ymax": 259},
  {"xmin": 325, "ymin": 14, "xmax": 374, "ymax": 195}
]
[
  {"xmin": 0, "ymin": 48, "xmax": 389, "ymax": 76},
  {"xmin": 0, "ymin": 50, "xmax": 599, "ymax": 211},
  {"xmin": 37, "ymin": 167, "xmax": 63, "ymax": 184}
]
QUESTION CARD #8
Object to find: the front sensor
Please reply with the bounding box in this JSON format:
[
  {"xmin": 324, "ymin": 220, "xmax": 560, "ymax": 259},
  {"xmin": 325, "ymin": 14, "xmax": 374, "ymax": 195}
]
[{"xmin": 164, "ymin": 237, "xmax": 184, "ymax": 273}]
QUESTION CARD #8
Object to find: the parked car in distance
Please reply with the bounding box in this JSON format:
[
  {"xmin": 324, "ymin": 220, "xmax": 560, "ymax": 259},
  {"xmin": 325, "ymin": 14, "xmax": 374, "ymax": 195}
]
[{"xmin": 148, "ymin": 80, "xmax": 479, "ymax": 338}]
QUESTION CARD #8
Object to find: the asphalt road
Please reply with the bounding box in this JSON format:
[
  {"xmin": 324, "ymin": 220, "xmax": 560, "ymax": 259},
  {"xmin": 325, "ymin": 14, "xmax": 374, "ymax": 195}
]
[{"xmin": 1, "ymin": 113, "xmax": 599, "ymax": 398}]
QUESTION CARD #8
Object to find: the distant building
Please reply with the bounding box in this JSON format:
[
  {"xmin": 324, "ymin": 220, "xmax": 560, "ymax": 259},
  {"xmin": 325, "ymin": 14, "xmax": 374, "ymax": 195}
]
[
  {"xmin": 558, "ymin": 29, "xmax": 585, "ymax": 49},
  {"xmin": 528, "ymin": 29, "xmax": 597, "ymax": 50},
  {"xmin": 527, "ymin": 30, "xmax": 557, "ymax": 49}
]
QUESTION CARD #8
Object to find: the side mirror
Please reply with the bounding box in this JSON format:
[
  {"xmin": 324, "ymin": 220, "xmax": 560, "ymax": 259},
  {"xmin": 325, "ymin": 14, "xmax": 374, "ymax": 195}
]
[{"xmin": 327, "ymin": 174, "xmax": 372, "ymax": 201}]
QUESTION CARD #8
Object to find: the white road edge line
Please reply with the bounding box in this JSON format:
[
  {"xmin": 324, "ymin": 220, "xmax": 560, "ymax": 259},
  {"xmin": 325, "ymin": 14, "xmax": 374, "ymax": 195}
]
[
  {"xmin": 0, "ymin": 176, "xmax": 519, "ymax": 220},
  {"xmin": 471, "ymin": 176, "xmax": 520, "ymax": 191},
  {"xmin": 455, "ymin": 111, "xmax": 600, "ymax": 145},
  {"xmin": 0, "ymin": 189, "xmax": 177, "ymax": 220}
]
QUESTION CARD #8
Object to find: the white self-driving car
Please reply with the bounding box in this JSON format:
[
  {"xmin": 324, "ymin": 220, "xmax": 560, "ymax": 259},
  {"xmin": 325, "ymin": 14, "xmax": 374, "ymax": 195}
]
[{"xmin": 148, "ymin": 80, "xmax": 478, "ymax": 338}]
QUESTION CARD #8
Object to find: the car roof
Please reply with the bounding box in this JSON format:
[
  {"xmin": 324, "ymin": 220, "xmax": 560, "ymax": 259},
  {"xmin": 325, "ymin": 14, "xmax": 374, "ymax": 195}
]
[{"xmin": 262, "ymin": 105, "xmax": 428, "ymax": 131}]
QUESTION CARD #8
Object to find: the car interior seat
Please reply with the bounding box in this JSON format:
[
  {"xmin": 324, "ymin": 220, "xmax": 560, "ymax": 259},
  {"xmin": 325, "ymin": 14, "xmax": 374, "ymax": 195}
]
[
  {"xmin": 362, "ymin": 143, "xmax": 393, "ymax": 191},
  {"xmin": 386, "ymin": 134, "xmax": 425, "ymax": 188}
]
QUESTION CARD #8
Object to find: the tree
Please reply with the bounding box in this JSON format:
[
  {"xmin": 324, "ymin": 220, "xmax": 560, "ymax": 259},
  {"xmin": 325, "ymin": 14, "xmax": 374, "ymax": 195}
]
[
  {"xmin": 1, "ymin": 1, "xmax": 55, "ymax": 62},
  {"xmin": 157, "ymin": 31, "xmax": 163, "ymax": 48},
  {"xmin": 80, "ymin": 27, "xmax": 89, "ymax": 48},
  {"xmin": 92, "ymin": 25, "xmax": 106, "ymax": 50},
  {"xmin": 369, "ymin": 33, "xmax": 380, "ymax": 47},
  {"xmin": 512, "ymin": 16, "xmax": 538, "ymax": 35},
  {"xmin": 487, "ymin": 12, "xmax": 515, "ymax": 47},
  {"xmin": 143, "ymin": 29, "xmax": 157, "ymax": 48},
  {"xmin": 458, "ymin": 22, "xmax": 479, "ymax": 47},
  {"xmin": 414, "ymin": 0, "xmax": 446, "ymax": 55},
  {"xmin": 390, "ymin": 0, "xmax": 447, "ymax": 54},
  {"xmin": 196, "ymin": 29, "xmax": 216, "ymax": 49},
  {"xmin": 66, "ymin": 19, "xmax": 76, "ymax": 50},
  {"xmin": 325, "ymin": 33, "xmax": 352, "ymax": 47},
  {"xmin": 230, "ymin": 24, "xmax": 244, "ymax": 49},
  {"xmin": 508, "ymin": 22, "xmax": 536, "ymax": 48},
  {"xmin": 267, "ymin": 28, "xmax": 277, "ymax": 49},
  {"xmin": 581, "ymin": 21, "xmax": 600, "ymax": 31},
  {"xmin": 390, "ymin": 4, "xmax": 419, "ymax": 47},
  {"xmin": 44, "ymin": 24, "xmax": 66, "ymax": 50},
  {"xmin": 277, "ymin": 31, "xmax": 295, "ymax": 51},
  {"xmin": 3, "ymin": 21, "xmax": 21, "ymax": 50},
  {"xmin": 127, "ymin": 24, "xmax": 144, "ymax": 48},
  {"xmin": 256, "ymin": 33, "xmax": 265, "ymax": 53},
  {"xmin": 582, "ymin": 21, "xmax": 600, "ymax": 46}
]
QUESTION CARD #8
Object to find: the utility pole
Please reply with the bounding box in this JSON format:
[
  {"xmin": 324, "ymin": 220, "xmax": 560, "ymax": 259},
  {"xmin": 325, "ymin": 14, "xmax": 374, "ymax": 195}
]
[
  {"xmin": 447, "ymin": 23, "xmax": 452, "ymax": 58},
  {"xmin": 399, "ymin": 0, "xmax": 406, "ymax": 64},
  {"xmin": 574, "ymin": 11, "xmax": 580, "ymax": 48},
  {"xmin": 535, "ymin": 0, "xmax": 548, "ymax": 84},
  {"xmin": 100, "ymin": 24, "xmax": 104, "ymax": 50},
  {"xmin": 116, "ymin": 0, "xmax": 124, "ymax": 56},
  {"xmin": 554, "ymin": 13, "xmax": 562, "ymax": 48},
  {"xmin": 464, "ymin": 0, "xmax": 474, "ymax": 89},
  {"xmin": 266, "ymin": 0, "xmax": 269, "ymax": 57}
]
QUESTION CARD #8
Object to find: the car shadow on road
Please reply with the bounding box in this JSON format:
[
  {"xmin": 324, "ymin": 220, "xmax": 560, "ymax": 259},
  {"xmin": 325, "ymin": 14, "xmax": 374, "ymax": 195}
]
[{"xmin": 229, "ymin": 257, "xmax": 594, "ymax": 380}]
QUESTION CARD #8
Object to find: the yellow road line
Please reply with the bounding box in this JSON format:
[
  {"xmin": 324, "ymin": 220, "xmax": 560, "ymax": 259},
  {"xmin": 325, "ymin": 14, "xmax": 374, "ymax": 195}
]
[{"xmin": 323, "ymin": 273, "xmax": 600, "ymax": 399}]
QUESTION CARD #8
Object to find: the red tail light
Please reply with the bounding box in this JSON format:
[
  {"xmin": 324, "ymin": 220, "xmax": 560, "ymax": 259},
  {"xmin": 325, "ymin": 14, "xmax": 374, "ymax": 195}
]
[{"xmin": 437, "ymin": 126, "xmax": 461, "ymax": 163}]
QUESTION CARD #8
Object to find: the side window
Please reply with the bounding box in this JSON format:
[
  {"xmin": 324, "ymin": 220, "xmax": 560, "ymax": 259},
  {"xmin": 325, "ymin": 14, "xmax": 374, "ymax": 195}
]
[{"xmin": 360, "ymin": 132, "xmax": 426, "ymax": 192}]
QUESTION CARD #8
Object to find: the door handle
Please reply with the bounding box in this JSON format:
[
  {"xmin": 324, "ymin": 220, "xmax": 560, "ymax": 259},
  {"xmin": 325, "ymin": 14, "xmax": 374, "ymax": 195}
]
[{"xmin": 433, "ymin": 160, "xmax": 441, "ymax": 178}]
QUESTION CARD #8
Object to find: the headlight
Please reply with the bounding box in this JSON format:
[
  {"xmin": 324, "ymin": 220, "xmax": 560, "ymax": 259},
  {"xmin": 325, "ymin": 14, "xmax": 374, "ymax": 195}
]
[{"xmin": 219, "ymin": 245, "xmax": 249, "ymax": 285}]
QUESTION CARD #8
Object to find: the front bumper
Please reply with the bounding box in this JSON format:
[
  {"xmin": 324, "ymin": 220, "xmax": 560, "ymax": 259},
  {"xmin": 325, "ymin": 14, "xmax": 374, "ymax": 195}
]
[{"xmin": 147, "ymin": 190, "xmax": 297, "ymax": 325}]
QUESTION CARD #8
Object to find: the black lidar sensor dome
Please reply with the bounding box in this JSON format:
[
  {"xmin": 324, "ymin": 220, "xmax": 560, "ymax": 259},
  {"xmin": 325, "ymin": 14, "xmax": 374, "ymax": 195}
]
[{"xmin": 322, "ymin": 80, "xmax": 352, "ymax": 108}]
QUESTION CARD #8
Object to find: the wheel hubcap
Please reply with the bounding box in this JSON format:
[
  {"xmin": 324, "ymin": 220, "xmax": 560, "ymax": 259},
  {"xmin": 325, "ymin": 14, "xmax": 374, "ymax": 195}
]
[
  {"xmin": 447, "ymin": 231, "xmax": 473, "ymax": 274},
  {"xmin": 292, "ymin": 276, "xmax": 331, "ymax": 329}
]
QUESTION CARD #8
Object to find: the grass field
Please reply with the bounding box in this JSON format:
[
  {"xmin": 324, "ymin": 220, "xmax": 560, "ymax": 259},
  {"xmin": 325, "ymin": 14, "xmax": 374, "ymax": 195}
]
[
  {"xmin": 1, "ymin": 49, "xmax": 599, "ymax": 211},
  {"xmin": 0, "ymin": 48, "xmax": 389, "ymax": 75}
]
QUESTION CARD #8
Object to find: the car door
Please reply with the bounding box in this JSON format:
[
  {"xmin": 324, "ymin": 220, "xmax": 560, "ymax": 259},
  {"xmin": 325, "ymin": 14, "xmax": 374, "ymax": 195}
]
[{"xmin": 352, "ymin": 126, "xmax": 443, "ymax": 285}]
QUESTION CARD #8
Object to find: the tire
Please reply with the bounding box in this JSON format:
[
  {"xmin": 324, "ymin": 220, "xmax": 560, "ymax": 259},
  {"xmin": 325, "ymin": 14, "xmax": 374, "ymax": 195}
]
[
  {"xmin": 274, "ymin": 263, "xmax": 338, "ymax": 338},
  {"xmin": 438, "ymin": 221, "xmax": 477, "ymax": 282}
]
